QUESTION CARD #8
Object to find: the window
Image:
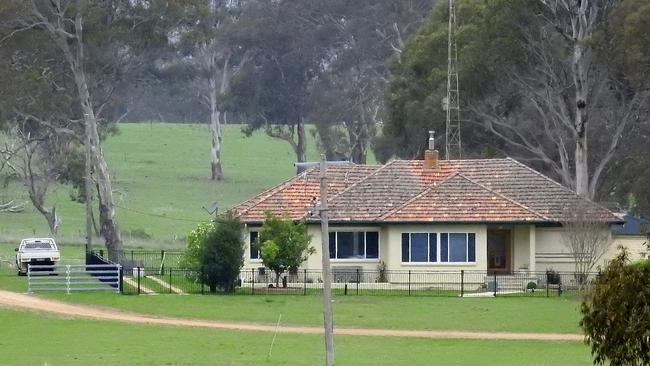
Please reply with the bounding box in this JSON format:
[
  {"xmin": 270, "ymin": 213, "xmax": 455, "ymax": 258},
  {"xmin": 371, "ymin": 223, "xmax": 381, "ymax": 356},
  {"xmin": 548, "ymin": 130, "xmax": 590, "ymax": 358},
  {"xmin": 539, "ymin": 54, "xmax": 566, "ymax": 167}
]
[
  {"xmin": 402, "ymin": 232, "xmax": 475, "ymax": 263},
  {"xmin": 329, "ymin": 231, "xmax": 379, "ymax": 259},
  {"xmin": 401, "ymin": 233, "xmax": 437, "ymax": 263},
  {"xmin": 249, "ymin": 231, "xmax": 261, "ymax": 260}
]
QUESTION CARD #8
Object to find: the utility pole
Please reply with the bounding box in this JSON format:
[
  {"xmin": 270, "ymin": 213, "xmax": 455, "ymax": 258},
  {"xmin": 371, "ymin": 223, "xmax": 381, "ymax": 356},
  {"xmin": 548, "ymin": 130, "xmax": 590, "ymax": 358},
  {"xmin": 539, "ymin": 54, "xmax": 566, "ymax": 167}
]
[
  {"xmin": 295, "ymin": 156, "xmax": 349, "ymax": 366},
  {"xmin": 444, "ymin": 0, "xmax": 461, "ymax": 160},
  {"xmin": 84, "ymin": 114, "xmax": 93, "ymax": 261}
]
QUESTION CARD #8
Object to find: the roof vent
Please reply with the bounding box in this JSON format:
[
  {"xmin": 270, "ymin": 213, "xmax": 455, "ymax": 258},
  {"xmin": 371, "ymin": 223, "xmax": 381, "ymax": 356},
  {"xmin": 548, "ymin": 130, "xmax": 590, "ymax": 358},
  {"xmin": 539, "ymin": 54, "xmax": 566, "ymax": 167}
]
[{"xmin": 424, "ymin": 131, "xmax": 440, "ymax": 170}]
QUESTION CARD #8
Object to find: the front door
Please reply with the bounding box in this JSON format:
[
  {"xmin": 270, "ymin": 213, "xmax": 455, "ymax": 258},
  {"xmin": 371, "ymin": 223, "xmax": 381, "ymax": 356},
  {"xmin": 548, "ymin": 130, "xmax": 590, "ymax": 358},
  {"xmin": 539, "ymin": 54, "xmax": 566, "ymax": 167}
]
[{"xmin": 487, "ymin": 229, "xmax": 511, "ymax": 274}]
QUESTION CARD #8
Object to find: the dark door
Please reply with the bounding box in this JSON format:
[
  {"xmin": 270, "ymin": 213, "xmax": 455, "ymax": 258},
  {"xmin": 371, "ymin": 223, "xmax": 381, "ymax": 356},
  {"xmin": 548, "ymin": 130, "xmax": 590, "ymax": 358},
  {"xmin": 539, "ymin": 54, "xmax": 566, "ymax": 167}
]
[{"xmin": 487, "ymin": 229, "xmax": 511, "ymax": 274}]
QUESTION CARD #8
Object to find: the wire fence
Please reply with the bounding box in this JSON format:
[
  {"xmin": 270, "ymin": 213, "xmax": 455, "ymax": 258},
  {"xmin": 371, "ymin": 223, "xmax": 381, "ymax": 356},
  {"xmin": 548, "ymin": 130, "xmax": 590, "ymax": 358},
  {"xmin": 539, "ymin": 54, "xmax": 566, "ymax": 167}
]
[
  {"xmin": 119, "ymin": 267, "xmax": 597, "ymax": 297},
  {"xmin": 90, "ymin": 250, "xmax": 596, "ymax": 297}
]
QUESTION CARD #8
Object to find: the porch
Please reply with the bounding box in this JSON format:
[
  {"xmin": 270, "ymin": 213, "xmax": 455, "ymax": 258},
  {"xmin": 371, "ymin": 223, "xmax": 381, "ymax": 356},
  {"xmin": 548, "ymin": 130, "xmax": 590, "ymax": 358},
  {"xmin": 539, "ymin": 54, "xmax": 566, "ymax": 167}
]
[{"xmin": 487, "ymin": 225, "xmax": 536, "ymax": 274}]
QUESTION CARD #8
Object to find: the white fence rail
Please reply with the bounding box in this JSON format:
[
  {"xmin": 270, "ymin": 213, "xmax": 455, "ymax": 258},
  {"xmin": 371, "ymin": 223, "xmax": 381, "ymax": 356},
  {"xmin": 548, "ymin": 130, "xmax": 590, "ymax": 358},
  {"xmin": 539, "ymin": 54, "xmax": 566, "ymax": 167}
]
[{"xmin": 28, "ymin": 264, "xmax": 121, "ymax": 294}]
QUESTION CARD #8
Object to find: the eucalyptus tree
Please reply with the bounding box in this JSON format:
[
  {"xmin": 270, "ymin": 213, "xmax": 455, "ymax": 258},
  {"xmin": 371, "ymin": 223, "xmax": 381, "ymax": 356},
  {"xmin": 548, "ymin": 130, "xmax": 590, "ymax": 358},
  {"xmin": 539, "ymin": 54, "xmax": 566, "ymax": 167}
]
[
  {"xmin": 382, "ymin": 0, "xmax": 648, "ymax": 201},
  {"xmin": 170, "ymin": 0, "xmax": 249, "ymax": 181},
  {"xmin": 1, "ymin": 0, "xmax": 169, "ymax": 252}
]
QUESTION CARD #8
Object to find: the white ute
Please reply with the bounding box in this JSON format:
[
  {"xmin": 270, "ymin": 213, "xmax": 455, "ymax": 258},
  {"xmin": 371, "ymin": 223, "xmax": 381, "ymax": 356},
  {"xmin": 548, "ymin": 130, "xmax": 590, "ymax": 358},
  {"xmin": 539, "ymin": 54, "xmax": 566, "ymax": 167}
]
[{"xmin": 15, "ymin": 238, "xmax": 60, "ymax": 276}]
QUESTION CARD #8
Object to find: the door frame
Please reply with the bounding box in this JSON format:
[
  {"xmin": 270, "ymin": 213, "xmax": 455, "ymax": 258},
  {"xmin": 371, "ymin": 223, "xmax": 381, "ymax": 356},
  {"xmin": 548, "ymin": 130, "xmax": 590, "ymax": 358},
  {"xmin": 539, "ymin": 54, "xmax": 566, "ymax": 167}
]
[{"xmin": 487, "ymin": 228, "xmax": 513, "ymax": 274}]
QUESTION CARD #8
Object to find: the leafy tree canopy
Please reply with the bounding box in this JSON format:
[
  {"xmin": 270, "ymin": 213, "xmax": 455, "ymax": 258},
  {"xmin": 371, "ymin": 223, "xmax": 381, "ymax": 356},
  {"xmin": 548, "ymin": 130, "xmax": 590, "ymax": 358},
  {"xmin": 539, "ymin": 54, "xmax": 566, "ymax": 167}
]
[{"xmin": 259, "ymin": 211, "xmax": 314, "ymax": 285}]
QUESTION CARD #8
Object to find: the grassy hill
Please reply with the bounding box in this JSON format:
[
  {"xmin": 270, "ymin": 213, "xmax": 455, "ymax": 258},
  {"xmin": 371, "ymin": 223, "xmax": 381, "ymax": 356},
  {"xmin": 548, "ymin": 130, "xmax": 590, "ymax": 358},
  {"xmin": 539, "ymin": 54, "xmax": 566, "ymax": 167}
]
[{"xmin": 0, "ymin": 123, "xmax": 369, "ymax": 248}]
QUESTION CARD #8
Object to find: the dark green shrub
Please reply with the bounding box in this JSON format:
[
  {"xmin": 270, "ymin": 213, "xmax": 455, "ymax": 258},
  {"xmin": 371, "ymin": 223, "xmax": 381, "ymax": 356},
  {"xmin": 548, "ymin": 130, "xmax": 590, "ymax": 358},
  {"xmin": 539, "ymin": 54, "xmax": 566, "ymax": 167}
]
[
  {"xmin": 181, "ymin": 214, "xmax": 245, "ymax": 293},
  {"xmin": 526, "ymin": 281, "xmax": 537, "ymax": 292},
  {"xmin": 581, "ymin": 249, "xmax": 650, "ymax": 366}
]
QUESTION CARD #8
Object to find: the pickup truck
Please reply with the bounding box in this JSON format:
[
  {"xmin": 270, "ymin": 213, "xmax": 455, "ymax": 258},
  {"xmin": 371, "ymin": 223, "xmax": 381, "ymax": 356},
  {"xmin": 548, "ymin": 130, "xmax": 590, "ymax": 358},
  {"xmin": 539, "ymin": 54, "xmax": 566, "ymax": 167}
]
[{"xmin": 15, "ymin": 238, "xmax": 61, "ymax": 276}]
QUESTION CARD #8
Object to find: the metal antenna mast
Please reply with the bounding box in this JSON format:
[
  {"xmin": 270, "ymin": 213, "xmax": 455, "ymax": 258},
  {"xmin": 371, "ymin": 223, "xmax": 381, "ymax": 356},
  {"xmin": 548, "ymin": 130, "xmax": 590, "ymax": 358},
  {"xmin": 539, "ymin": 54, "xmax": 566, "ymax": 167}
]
[{"xmin": 444, "ymin": 0, "xmax": 461, "ymax": 160}]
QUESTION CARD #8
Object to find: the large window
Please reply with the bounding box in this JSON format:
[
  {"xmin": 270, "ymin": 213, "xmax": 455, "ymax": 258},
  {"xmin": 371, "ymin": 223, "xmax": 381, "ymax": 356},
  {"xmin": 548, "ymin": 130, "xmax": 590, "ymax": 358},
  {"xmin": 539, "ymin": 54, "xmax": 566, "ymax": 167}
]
[
  {"xmin": 329, "ymin": 231, "xmax": 379, "ymax": 260},
  {"xmin": 402, "ymin": 232, "xmax": 475, "ymax": 263},
  {"xmin": 249, "ymin": 231, "xmax": 261, "ymax": 260}
]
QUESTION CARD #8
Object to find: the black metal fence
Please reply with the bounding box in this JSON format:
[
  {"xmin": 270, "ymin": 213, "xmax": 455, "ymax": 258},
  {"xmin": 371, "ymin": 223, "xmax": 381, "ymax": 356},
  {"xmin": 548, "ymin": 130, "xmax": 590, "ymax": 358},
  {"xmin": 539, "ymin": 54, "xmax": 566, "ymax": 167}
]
[
  {"xmin": 92, "ymin": 250, "xmax": 184, "ymax": 274},
  {"xmin": 118, "ymin": 267, "xmax": 597, "ymax": 297}
]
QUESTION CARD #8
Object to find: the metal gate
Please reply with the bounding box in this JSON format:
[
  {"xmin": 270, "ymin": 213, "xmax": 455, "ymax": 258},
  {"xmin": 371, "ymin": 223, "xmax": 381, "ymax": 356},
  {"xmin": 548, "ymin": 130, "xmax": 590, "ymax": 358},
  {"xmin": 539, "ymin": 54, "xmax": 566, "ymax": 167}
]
[{"xmin": 28, "ymin": 264, "xmax": 122, "ymax": 293}]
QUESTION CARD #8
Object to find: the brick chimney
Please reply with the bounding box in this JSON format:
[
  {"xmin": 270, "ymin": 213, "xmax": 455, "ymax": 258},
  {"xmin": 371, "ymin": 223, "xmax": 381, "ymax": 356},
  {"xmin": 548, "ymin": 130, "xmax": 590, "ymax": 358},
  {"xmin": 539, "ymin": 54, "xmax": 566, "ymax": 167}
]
[{"xmin": 424, "ymin": 131, "xmax": 440, "ymax": 170}]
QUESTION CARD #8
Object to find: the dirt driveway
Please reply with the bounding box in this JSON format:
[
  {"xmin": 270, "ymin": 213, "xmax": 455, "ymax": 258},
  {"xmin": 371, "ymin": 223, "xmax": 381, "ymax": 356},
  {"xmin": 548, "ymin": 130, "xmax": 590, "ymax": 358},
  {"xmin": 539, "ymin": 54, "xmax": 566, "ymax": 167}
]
[{"xmin": 0, "ymin": 290, "xmax": 582, "ymax": 342}]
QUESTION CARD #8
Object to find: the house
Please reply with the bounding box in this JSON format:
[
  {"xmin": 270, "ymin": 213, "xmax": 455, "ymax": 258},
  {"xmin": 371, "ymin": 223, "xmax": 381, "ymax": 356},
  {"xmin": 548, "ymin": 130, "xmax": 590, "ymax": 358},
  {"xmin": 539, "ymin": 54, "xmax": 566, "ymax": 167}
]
[{"xmin": 233, "ymin": 145, "xmax": 641, "ymax": 275}]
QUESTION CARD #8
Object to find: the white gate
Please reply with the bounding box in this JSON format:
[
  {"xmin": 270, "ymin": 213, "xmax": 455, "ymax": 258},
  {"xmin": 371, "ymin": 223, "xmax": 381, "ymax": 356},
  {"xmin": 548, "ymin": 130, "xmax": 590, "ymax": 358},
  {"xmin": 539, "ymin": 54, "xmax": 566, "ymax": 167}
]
[{"xmin": 28, "ymin": 264, "xmax": 121, "ymax": 293}]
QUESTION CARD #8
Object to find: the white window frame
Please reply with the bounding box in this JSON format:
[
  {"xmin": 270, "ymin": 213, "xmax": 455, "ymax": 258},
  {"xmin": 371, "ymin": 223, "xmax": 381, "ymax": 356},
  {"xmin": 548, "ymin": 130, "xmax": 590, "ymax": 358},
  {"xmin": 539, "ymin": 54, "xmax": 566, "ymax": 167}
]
[
  {"xmin": 249, "ymin": 231, "xmax": 262, "ymax": 262},
  {"xmin": 401, "ymin": 232, "xmax": 476, "ymax": 265},
  {"xmin": 329, "ymin": 230, "xmax": 381, "ymax": 262}
]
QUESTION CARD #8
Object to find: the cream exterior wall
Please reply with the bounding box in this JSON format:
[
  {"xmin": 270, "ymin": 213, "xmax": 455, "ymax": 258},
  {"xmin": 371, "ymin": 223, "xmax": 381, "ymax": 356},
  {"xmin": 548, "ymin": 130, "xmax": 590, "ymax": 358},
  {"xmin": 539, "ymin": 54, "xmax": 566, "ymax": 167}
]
[
  {"xmin": 243, "ymin": 224, "xmax": 489, "ymax": 271},
  {"xmin": 533, "ymin": 228, "xmax": 644, "ymax": 272},
  {"xmin": 243, "ymin": 224, "xmax": 644, "ymax": 273}
]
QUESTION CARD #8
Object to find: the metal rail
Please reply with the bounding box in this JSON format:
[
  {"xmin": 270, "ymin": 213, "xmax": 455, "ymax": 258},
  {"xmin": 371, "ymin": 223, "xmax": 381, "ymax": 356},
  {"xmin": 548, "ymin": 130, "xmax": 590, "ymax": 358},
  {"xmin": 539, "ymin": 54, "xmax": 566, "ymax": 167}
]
[{"xmin": 28, "ymin": 264, "xmax": 122, "ymax": 294}]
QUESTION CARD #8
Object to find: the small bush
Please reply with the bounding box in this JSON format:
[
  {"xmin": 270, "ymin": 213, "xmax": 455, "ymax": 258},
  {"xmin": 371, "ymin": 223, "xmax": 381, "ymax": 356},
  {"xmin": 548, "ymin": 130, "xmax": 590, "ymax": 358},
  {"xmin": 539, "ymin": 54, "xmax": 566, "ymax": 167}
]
[
  {"xmin": 377, "ymin": 261, "xmax": 388, "ymax": 283},
  {"xmin": 526, "ymin": 281, "xmax": 537, "ymax": 292}
]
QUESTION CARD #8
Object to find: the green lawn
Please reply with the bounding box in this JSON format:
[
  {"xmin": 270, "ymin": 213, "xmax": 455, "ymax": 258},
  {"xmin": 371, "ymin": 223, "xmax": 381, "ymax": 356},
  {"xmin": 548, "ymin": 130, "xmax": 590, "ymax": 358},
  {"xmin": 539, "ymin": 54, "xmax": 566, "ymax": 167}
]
[
  {"xmin": 0, "ymin": 123, "xmax": 358, "ymax": 247},
  {"xmin": 0, "ymin": 308, "xmax": 593, "ymax": 366},
  {"xmin": 0, "ymin": 266, "xmax": 582, "ymax": 334}
]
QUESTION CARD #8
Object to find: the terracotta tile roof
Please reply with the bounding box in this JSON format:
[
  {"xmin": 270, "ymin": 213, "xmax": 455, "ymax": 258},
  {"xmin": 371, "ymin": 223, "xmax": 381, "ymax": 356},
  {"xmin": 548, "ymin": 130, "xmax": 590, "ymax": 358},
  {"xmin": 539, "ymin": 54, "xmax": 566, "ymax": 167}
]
[
  {"xmin": 232, "ymin": 164, "xmax": 379, "ymax": 223},
  {"xmin": 327, "ymin": 160, "xmax": 456, "ymax": 221},
  {"xmin": 232, "ymin": 157, "xmax": 619, "ymax": 224},
  {"xmin": 381, "ymin": 173, "xmax": 547, "ymax": 223}
]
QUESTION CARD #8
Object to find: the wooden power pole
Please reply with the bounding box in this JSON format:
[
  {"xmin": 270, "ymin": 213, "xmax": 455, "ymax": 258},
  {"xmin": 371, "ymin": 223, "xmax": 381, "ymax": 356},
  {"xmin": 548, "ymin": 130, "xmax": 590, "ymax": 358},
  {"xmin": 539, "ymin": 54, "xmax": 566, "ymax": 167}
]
[{"xmin": 296, "ymin": 155, "xmax": 351, "ymax": 366}]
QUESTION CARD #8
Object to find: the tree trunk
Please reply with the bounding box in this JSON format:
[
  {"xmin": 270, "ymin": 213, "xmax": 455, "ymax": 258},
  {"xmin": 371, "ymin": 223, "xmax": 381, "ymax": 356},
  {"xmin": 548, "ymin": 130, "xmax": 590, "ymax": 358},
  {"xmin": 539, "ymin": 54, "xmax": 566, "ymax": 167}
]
[
  {"xmin": 572, "ymin": 40, "xmax": 589, "ymax": 197},
  {"xmin": 209, "ymin": 54, "xmax": 230, "ymax": 181},
  {"xmin": 295, "ymin": 120, "xmax": 307, "ymax": 174},
  {"xmin": 72, "ymin": 51, "xmax": 122, "ymax": 253},
  {"xmin": 209, "ymin": 284, "xmax": 217, "ymax": 293},
  {"xmin": 209, "ymin": 81, "xmax": 224, "ymax": 181}
]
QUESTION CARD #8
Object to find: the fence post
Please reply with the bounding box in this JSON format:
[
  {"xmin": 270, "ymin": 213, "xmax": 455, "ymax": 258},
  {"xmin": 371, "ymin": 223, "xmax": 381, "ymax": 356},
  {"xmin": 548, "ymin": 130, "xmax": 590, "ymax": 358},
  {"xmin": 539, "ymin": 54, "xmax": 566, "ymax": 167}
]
[
  {"xmin": 100, "ymin": 249, "xmax": 104, "ymax": 258},
  {"xmin": 161, "ymin": 250, "xmax": 165, "ymax": 276},
  {"xmin": 66, "ymin": 265, "xmax": 71, "ymax": 294},
  {"xmin": 201, "ymin": 267, "xmax": 205, "ymax": 295},
  {"xmin": 408, "ymin": 270, "xmax": 411, "ymax": 296},
  {"xmin": 356, "ymin": 269, "xmax": 360, "ymax": 296},
  {"xmin": 546, "ymin": 273, "xmax": 549, "ymax": 298},
  {"xmin": 493, "ymin": 272, "xmax": 497, "ymax": 297},
  {"xmin": 303, "ymin": 269, "xmax": 307, "ymax": 296},
  {"xmin": 252, "ymin": 268, "xmax": 255, "ymax": 295},
  {"xmin": 169, "ymin": 268, "xmax": 173, "ymax": 294},
  {"xmin": 137, "ymin": 268, "xmax": 141, "ymax": 295},
  {"xmin": 131, "ymin": 250, "xmax": 134, "ymax": 262},
  {"xmin": 119, "ymin": 265, "xmax": 123, "ymax": 294},
  {"xmin": 461, "ymin": 270, "xmax": 464, "ymax": 298}
]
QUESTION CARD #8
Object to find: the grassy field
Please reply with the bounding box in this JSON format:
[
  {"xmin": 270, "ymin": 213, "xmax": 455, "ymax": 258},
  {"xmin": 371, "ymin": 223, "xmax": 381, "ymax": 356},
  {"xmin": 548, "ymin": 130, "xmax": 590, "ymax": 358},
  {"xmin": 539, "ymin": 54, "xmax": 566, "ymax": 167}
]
[
  {"xmin": 0, "ymin": 123, "xmax": 357, "ymax": 247},
  {"xmin": 0, "ymin": 308, "xmax": 593, "ymax": 366}
]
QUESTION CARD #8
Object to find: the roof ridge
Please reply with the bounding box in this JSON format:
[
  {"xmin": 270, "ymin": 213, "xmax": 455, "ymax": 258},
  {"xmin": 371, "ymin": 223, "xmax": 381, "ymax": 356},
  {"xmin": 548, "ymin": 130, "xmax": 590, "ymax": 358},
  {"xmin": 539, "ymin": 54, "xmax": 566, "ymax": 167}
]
[
  {"xmin": 378, "ymin": 172, "xmax": 462, "ymax": 221},
  {"xmin": 233, "ymin": 166, "xmax": 318, "ymax": 218},
  {"xmin": 455, "ymin": 173, "xmax": 550, "ymax": 221},
  {"xmin": 504, "ymin": 157, "xmax": 617, "ymax": 220},
  {"xmin": 297, "ymin": 163, "xmax": 386, "ymax": 220}
]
